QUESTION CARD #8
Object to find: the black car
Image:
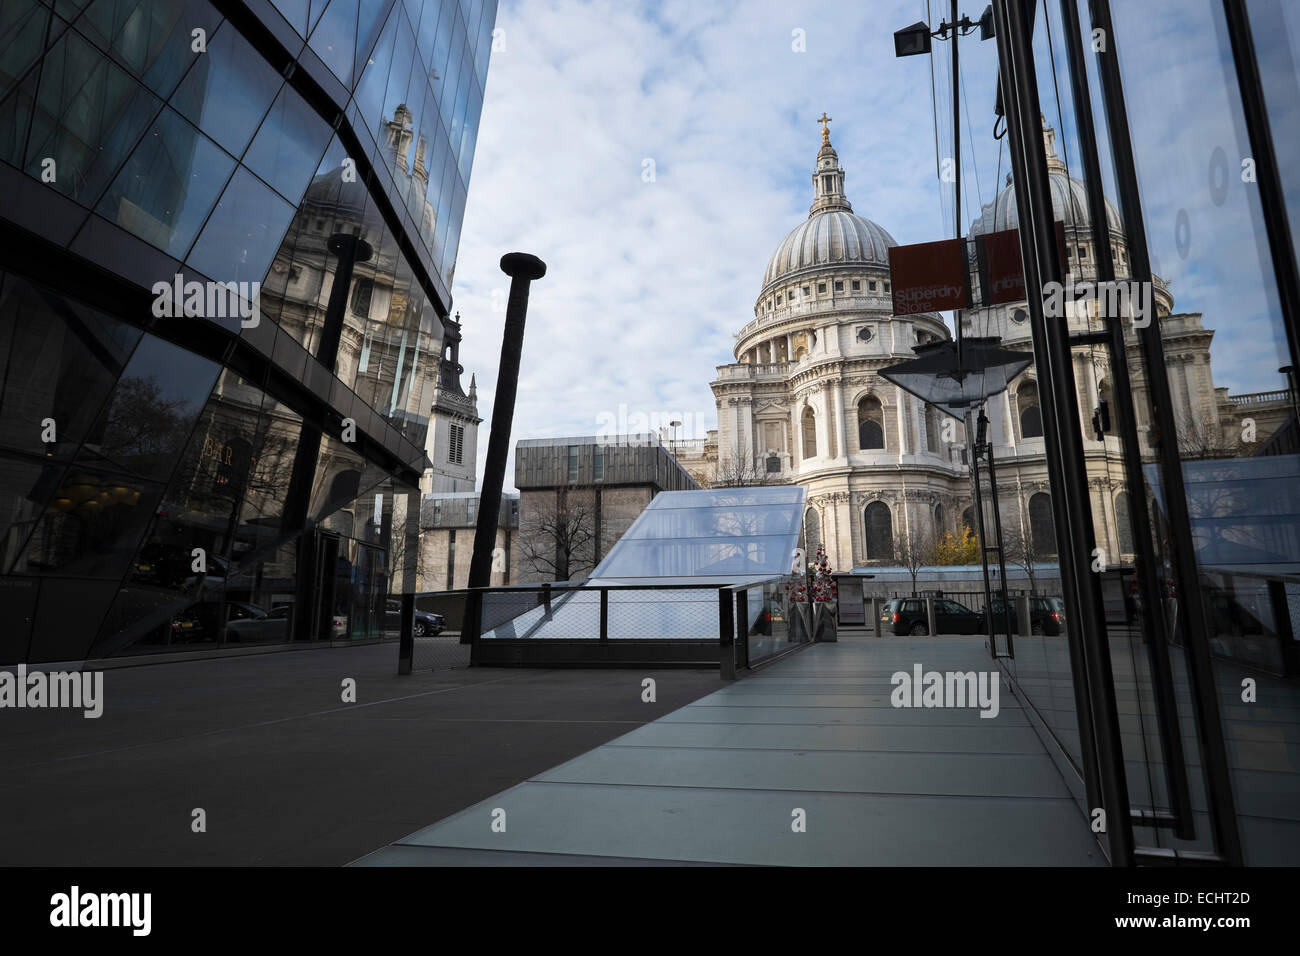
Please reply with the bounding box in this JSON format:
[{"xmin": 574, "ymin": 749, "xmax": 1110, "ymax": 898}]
[
  {"xmin": 384, "ymin": 600, "xmax": 445, "ymax": 636},
  {"xmin": 984, "ymin": 595, "xmax": 1068, "ymax": 636},
  {"xmin": 880, "ymin": 598, "xmax": 984, "ymax": 635}
]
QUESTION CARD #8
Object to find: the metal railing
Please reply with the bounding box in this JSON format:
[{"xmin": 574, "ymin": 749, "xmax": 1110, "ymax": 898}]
[{"xmin": 401, "ymin": 575, "xmax": 813, "ymax": 677}]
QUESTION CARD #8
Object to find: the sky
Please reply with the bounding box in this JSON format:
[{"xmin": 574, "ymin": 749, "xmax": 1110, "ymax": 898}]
[{"xmin": 445, "ymin": 0, "xmax": 1295, "ymax": 492}]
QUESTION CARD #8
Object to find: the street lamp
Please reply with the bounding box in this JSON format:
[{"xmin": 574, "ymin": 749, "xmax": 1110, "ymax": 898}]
[{"xmin": 669, "ymin": 419, "xmax": 682, "ymax": 452}]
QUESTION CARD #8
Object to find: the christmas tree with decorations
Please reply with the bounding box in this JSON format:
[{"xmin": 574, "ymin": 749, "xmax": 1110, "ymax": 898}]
[{"xmin": 809, "ymin": 544, "xmax": 838, "ymax": 604}]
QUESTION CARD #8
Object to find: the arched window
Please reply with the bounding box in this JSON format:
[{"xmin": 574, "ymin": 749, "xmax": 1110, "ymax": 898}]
[
  {"xmin": 858, "ymin": 396, "xmax": 885, "ymax": 450},
  {"xmin": 1018, "ymin": 382, "xmax": 1043, "ymax": 439},
  {"xmin": 801, "ymin": 406, "xmax": 817, "ymax": 459},
  {"xmin": 934, "ymin": 503, "xmax": 947, "ymax": 536},
  {"xmin": 961, "ymin": 506, "xmax": 976, "ymax": 535},
  {"xmin": 1114, "ymin": 491, "xmax": 1134, "ymax": 555},
  {"xmin": 864, "ymin": 501, "xmax": 893, "ymax": 561},
  {"xmin": 1028, "ymin": 492, "xmax": 1057, "ymax": 556},
  {"xmin": 925, "ymin": 405, "xmax": 940, "ymax": 452},
  {"xmin": 804, "ymin": 507, "xmax": 821, "ymax": 557}
]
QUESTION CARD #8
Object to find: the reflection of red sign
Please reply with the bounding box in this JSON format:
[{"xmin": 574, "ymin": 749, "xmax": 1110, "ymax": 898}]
[
  {"xmin": 975, "ymin": 222, "xmax": 1070, "ymax": 306},
  {"xmin": 888, "ymin": 239, "xmax": 970, "ymax": 315}
]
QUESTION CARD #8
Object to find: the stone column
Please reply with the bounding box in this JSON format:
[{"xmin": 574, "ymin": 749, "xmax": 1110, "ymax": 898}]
[
  {"xmin": 896, "ymin": 389, "xmax": 910, "ymax": 456},
  {"xmin": 832, "ymin": 380, "xmax": 847, "ymax": 461}
]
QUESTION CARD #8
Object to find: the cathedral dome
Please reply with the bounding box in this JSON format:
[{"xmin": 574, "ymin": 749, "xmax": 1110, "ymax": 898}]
[
  {"xmin": 969, "ymin": 124, "xmax": 1123, "ymax": 237},
  {"xmin": 759, "ymin": 119, "xmax": 897, "ymax": 294},
  {"xmin": 761, "ymin": 210, "xmax": 897, "ymax": 289}
]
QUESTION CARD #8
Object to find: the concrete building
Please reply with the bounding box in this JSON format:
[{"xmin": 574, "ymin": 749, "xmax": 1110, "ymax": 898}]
[{"xmin": 513, "ymin": 435, "xmax": 699, "ymax": 584}]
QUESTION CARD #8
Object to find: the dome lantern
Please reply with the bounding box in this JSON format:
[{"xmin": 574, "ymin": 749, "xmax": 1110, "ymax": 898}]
[{"xmin": 811, "ymin": 113, "xmax": 852, "ymax": 216}]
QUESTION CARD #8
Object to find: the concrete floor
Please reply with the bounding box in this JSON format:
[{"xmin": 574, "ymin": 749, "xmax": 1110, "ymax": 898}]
[
  {"xmin": 0, "ymin": 643, "xmax": 723, "ymax": 865},
  {"xmin": 357, "ymin": 635, "xmax": 1105, "ymax": 866}
]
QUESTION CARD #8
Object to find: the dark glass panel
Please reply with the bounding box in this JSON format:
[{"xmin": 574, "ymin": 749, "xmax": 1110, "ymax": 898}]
[
  {"xmin": 0, "ymin": 454, "xmax": 68, "ymax": 576},
  {"xmin": 27, "ymin": 577, "xmax": 119, "ymax": 661},
  {"xmin": 308, "ymin": 0, "xmax": 357, "ymax": 86},
  {"xmin": 96, "ymin": 106, "xmax": 235, "ymax": 257},
  {"xmin": 187, "ymin": 166, "xmax": 296, "ymax": 287},
  {"xmin": 354, "ymin": 0, "xmax": 389, "ymax": 81},
  {"xmin": 458, "ymin": 74, "xmax": 480, "ymax": 181},
  {"xmin": 12, "ymin": 465, "xmax": 164, "ymax": 579},
  {"xmin": 351, "ymin": 2, "xmax": 395, "ymax": 133},
  {"xmin": 269, "ymin": 0, "xmax": 308, "ymax": 35},
  {"xmin": 429, "ymin": 0, "xmax": 455, "ymax": 99},
  {"xmin": 257, "ymin": 136, "xmax": 354, "ymax": 354},
  {"xmin": 80, "ymin": 0, "xmax": 221, "ymax": 100},
  {"xmin": 243, "ymin": 79, "xmax": 332, "ymax": 204},
  {"xmin": 169, "ymin": 20, "xmax": 281, "ymax": 156},
  {"xmin": 0, "ymin": 275, "xmax": 142, "ymax": 458},
  {"xmin": 0, "ymin": 69, "xmax": 39, "ymax": 167},
  {"xmin": 0, "ymin": 0, "xmax": 50, "ymax": 100},
  {"xmin": 232, "ymin": 390, "xmax": 302, "ymax": 552},
  {"xmin": 74, "ymin": 333, "xmax": 220, "ymax": 480},
  {"xmin": 24, "ymin": 26, "xmax": 163, "ymax": 205}
]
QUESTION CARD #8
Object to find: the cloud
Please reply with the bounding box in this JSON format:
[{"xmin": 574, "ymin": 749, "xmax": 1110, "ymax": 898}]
[
  {"xmin": 446, "ymin": 0, "xmax": 1287, "ymax": 493},
  {"xmin": 450, "ymin": 0, "xmax": 949, "ymax": 490}
]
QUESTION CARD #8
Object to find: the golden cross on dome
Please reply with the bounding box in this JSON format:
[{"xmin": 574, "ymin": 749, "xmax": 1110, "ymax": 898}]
[{"xmin": 817, "ymin": 112, "xmax": 832, "ymax": 144}]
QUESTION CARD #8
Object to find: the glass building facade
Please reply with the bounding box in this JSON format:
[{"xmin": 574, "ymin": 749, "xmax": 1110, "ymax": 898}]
[
  {"xmin": 0, "ymin": 0, "xmax": 497, "ymax": 661},
  {"xmin": 978, "ymin": 0, "xmax": 1300, "ymax": 865}
]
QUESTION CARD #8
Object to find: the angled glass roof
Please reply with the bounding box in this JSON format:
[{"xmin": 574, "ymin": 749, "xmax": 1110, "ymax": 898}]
[{"xmin": 590, "ymin": 485, "xmax": 807, "ymax": 581}]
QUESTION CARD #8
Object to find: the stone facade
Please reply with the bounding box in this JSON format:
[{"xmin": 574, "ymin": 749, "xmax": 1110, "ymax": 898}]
[{"xmin": 695, "ymin": 122, "xmax": 1288, "ymax": 573}]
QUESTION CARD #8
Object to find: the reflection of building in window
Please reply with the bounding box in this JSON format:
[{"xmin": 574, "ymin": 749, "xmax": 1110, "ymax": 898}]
[
  {"xmin": 1115, "ymin": 491, "xmax": 1134, "ymax": 555},
  {"xmin": 1029, "ymin": 492, "xmax": 1057, "ymax": 555},
  {"xmin": 1018, "ymin": 381, "xmax": 1043, "ymax": 439}
]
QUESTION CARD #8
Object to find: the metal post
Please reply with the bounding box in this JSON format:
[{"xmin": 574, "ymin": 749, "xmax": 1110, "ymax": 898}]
[
  {"xmin": 970, "ymin": 421, "xmax": 998, "ymax": 654},
  {"xmin": 735, "ymin": 588, "xmax": 749, "ymax": 670},
  {"xmin": 719, "ymin": 588, "xmax": 736, "ymax": 680},
  {"xmin": 983, "ymin": 428, "xmax": 1015, "ymax": 658},
  {"xmin": 468, "ymin": 252, "xmax": 547, "ymax": 590},
  {"xmin": 926, "ymin": 597, "xmax": 937, "ymax": 636},
  {"xmin": 599, "ymin": 588, "xmax": 609, "ymax": 643},
  {"xmin": 397, "ymin": 592, "xmax": 414, "ymax": 675},
  {"xmin": 466, "ymin": 589, "xmax": 484, "ymax": 665}
]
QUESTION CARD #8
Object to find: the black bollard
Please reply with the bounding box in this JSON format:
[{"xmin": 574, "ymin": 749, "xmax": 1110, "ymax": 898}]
[{"xmin": 467, "ymin": 252, "xmax": 547, "ymax": 592}]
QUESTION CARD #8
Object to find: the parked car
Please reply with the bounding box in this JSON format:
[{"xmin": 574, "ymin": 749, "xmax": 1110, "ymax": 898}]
[
  {"xmin": 225, "ymin": 604, "xmax": 291, "ymax": 642},
  {"xmin": 984, "ymin": 595, "xmax": 1068, "ymax": 636},
  {"xmin": 880, "ymin": 597, "xmax": 984, "ymax": 635},
  {"xmin": 383, "ymin": 600, "xmax": 445, "ymax": 636}
]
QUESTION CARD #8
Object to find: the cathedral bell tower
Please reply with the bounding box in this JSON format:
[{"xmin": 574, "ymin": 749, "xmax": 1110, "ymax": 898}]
[{"xmin": 422, "ymin": 312, "xmax": 482, "ymax": 494}]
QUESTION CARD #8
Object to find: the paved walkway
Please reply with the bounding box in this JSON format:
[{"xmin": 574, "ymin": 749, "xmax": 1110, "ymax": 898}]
[{"xmin": 355, "ymin": 636, "xmax": 1104, "ymax": 865}]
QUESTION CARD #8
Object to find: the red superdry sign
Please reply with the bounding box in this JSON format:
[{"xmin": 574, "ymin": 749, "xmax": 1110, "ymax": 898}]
[{"xmin": 888, "ymin": 238, "xmax": 970, "ymax": 315}]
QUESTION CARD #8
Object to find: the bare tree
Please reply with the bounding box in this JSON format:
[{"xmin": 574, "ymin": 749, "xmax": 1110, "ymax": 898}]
[
  {"xmin": 893, "ymin": 524, "xmax": 936, "ymax": 596},
  {"xmin": 519, "ymin": 486, "xmax": 597, "ymax": 582},
  {"xmin": 710, "ymin": 437, "xmax": 784, "ymax": 488},
  {"xmin": 1177, "ymin": 416, "xmax": 1243, "ymax": 461},
  {"xmin": 1001, "ymin": 521, "xmax": 1041, "ymax": 594}
]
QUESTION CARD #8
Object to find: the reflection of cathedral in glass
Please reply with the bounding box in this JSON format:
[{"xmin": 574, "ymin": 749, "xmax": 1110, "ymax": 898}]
[
  {"xmin": 0, "ymin": 0, "xmax": 497, "ymax": 662},
  {"xmin": 698, "ymin": 121, "xmax": 1294, "ymax": 575}
]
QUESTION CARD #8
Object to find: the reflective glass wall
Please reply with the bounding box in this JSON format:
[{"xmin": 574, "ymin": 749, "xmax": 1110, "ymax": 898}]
[
  {"xmin": 987, "ymin": 0, "xmax": 1300, "ymax": 865},
  {"xmin": 0, "ymin": 0, "xmax": 494, "ymax": 662}
]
